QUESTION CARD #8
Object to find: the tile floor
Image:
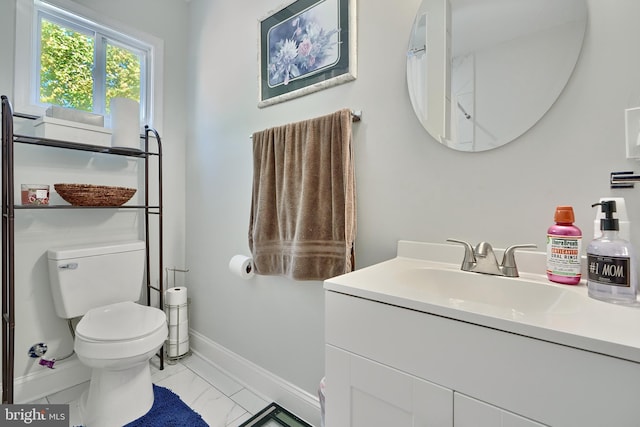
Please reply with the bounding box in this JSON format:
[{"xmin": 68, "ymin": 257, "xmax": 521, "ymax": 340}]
[{"xmin": 31, "ymin": 352, "xmax": 270, "ymax": 426}]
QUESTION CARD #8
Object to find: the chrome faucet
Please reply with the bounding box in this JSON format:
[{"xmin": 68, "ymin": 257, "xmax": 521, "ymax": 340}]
[{"xmin": 446, "ymin": 239, "xmax": 537, "ymax": 277}]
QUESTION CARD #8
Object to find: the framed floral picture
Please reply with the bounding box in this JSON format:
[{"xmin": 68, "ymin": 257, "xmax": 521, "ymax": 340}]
[{"xmin": 258, "ymin": 0, "xmax": 357, "ymax": 107}]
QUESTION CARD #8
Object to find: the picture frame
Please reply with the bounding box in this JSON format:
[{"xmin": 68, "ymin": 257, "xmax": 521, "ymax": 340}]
[{"xmin": 258, "ymin": 0, "xmax": 357, "ymax": 108}]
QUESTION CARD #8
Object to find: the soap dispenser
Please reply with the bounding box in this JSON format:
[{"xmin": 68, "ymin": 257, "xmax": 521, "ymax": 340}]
[{"xmin": 587, "ymin": 201, "xmax": 638, "ymax": 304}]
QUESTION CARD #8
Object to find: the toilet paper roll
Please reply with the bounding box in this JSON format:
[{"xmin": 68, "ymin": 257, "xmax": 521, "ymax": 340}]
[
  {"xmin": 166, "ymin": 338, "xmax": 189, "ymax": 358},
  {"xmin": 110, "ymin": 97, "xmax": 140, "ymax": 149},
  {"xmin": 168, "ymin": 321, "xmax": 189, "ymax": 342},
  {"xmin": 167, "ymin": 335, "xmax": 189, "ymax": 345},
  {"xmin": 165, "ymin": 286, "xmax": 188, "ymax": 306},
  {"xmin": 166, "ymin": 307, "xmax": 188, "ymax": 326},
  {"xmin": 229, "ymin": 255, "xmax": 255, "ymax": 279}
]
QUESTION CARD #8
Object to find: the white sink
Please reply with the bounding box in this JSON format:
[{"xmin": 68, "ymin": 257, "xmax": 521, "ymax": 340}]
[
  {"xmin": 395, "ymin": 267, "xmax": 583, "ymax": 316},
  {"xmin": 324, "ymin": 240, "xmax": 640, "ymax": 363}
]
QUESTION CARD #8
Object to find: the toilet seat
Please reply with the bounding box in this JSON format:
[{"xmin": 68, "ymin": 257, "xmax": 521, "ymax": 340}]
[
  {"xmin": 76, "ymin": 301, "xmax": 166, "ymax": 341},
  {"xmin": 75, "ymin": 301, "xmax": 167, "ymax": 360}
]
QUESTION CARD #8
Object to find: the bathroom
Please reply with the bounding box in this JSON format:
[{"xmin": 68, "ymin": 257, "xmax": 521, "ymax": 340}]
[{"xmin": 1, "ymin": 0, "xmax": 640, "ymax": 425}]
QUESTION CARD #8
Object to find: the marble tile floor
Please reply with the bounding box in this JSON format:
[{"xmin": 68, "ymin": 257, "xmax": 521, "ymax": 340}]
[{"xmin": 29, "ymin": 352, "xmax": 270, "ymax": 426}]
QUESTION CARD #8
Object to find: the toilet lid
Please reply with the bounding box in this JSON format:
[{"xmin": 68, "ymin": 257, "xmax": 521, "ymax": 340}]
[{"xmin": 76, "ymin": 301, "xmax": 166, "ymax": 342}]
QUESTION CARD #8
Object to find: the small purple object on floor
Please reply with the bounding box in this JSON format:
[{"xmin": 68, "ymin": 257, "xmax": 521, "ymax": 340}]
[{"xmin": 39, "ymin": 358, "xmax": 56, "ymax": 369}]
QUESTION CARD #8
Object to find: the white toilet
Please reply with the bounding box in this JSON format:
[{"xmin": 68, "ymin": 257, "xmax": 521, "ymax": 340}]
[{"xmin": 47, "ymin": 240, "xmax": 167, "ymax": 427}]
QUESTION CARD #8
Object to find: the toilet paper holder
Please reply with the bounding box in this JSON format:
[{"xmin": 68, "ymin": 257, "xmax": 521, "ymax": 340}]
[
  {"xmin": 165, "ymin": 267, "xmax": 189, "ymax": 287},
  {"xmin": 164, "ymin": 297, "xmax": 190, "ymax": 362},
  {"xmin": 164, "ymin": 267, "xmax": 191, "ymax": 362}
]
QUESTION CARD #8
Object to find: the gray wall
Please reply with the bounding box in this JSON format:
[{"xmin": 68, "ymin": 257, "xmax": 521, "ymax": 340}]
[{"xmin": 185, "ymin": 0, "xmax": 640, "ymax": 395}]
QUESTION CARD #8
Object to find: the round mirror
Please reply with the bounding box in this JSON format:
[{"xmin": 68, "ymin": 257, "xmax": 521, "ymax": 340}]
[{"xmin": 407, "ymin": 0, "xmax": 588, "ymax": 152}]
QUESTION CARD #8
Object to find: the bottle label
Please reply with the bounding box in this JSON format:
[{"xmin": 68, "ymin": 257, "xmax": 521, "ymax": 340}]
[
  {"xmin": 546, "ymin": 235, "xmax": 582, "ymax": 277},
  {"xmin": 587, "ymin": 254, "xmax": 631, "ymax": 287}
]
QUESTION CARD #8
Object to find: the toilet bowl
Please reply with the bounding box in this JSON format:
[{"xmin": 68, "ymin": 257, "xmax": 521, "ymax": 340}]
[
  {"xmin": 74, "ymin": 301, "xmax": 167, "ymax": 427},
  {"xmin": 47, "ymin": 241, "xmax": 169, "ymax": 426}
]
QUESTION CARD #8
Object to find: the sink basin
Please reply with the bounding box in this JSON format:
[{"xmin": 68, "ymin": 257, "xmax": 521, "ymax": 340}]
[
  {"xmin": 325, "ymin": 241, "xmax": 640, "ymax": 364},
  {"xmin": 395, "ymin": 267, "xmax": 583, "ymax": 316}
]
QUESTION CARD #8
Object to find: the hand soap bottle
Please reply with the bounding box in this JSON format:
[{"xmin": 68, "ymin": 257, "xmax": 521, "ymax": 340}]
[
  {"xmin": 587, "ymin": 200, "xmax": 638, "ymax": 304},
  {"xmin": 546, "ymin": 206, "xmax": 582, "ymax": 285}
]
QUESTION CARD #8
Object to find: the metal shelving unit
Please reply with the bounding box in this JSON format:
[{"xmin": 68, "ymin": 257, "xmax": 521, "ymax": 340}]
[{"xmin": 1, "ymin": 95, "xmax": 164, "ymax": 404}]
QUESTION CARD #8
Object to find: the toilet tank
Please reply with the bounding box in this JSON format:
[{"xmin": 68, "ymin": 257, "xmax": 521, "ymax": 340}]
[{"xmin": 47, "ymin": 240, "xmax": 146, "ymax": 319}]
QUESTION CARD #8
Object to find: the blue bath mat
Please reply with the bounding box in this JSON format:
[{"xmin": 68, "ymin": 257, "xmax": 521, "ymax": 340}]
[{"xmin": 123, "ymin": 384, "xmax": 208, "ymax": 427}]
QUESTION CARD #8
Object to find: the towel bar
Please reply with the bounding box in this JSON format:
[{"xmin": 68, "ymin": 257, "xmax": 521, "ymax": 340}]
[{"xmin": 250, "ymin": 109, "xmax": 362, "ymax": 139}]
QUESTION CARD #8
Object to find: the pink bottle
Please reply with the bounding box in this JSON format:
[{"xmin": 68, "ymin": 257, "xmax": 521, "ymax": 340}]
[{"xmin": 546, "ymin": 206, "xmax": 582, "ymax": 285}]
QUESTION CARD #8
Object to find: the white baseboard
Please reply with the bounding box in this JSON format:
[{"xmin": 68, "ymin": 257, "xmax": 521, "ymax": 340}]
[
  {"xmin": 11, "ymin": 355, "xmax": 91, "ymax": 403},
  {"xmin": 190, "ymin": 330, "xmax": 321, "ymax": 427}
]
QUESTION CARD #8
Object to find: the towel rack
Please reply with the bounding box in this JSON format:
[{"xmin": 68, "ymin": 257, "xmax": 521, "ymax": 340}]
[{"xmin": 249, "ymin": 109, "xmax": 362, "ymax": 139}]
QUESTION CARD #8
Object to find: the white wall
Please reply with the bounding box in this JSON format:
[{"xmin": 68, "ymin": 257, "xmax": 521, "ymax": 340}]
[
  {"xmin": 69, "ymin": 0, "xmax": 190, "ymax": 274},
  {"xmin": 0, "ymin": 0, "xmax": 188, "ymax": 401},
  {"xmin": 185, "ymin": 0, "xmax": 640, "ymax": 398}
]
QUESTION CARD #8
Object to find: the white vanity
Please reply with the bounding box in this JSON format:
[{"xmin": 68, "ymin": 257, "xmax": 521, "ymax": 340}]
[{"xmin": 324, "ymin": 241, "xmax": 640, "ymax": 427}]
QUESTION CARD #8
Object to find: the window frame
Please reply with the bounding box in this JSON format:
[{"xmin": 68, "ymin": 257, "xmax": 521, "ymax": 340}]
[{"xmin": 14, "ymin": 0, "xmax": 163, "ymax": 132}]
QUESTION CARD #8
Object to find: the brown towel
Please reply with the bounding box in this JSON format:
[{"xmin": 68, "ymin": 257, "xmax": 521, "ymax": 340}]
[{"xmin": 249, "ymin": 109, "xmax": 356, "ymax": 281}]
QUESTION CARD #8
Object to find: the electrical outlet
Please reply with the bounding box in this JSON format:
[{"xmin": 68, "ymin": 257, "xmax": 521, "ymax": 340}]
[{"xmin": 625, "ymin": 107, "xmax": 640, "ymax": 159}]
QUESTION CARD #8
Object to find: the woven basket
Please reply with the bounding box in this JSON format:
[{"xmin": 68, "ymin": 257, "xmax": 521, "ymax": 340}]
[{"xmin": 54, "ymin": 184, "xmax": 136, "ymax": 206}]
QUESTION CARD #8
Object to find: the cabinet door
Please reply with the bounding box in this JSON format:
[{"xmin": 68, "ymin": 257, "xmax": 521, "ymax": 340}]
[
  {"xmin": 326, "ymin": 345, "xmax": 453, "ymax": 427},
  {"xmin": 454, "ymin": 393, "xmax": 545, "ymax": 427}
]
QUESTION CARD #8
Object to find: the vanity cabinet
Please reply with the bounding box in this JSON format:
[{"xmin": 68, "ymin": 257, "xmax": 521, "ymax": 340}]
[
  {"xmin": 326, "ymin": 345, "xmax": 453, "ymax": 426},
  {"xmin": 326, "ymin": 341, "xmax": 545, "ymax": 427},
  {"xmin": 324, "ymin": 290, "xmax": 640, "ymax": 427},
  {"xmin": 454, "ymin": 394, "xmax": 544, "ymax": 427}
]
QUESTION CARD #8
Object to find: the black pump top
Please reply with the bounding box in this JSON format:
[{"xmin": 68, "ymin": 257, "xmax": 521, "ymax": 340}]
[{"xmin": 592, "ymin": 200, "xmax": 619, "ymax": 231}]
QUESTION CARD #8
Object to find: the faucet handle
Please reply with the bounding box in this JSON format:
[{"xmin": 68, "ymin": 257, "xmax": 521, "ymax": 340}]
[
  {"xmin": 501, "ymin": 244, "xmax": 537, "ymax": 277},
  {"xmin": 446, "ymin": 238, "xmax": 476, "ymax": 269}
]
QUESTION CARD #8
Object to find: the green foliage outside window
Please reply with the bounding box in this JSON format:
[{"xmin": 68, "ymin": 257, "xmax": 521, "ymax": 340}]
[
  {"xmin": 106, "ymin": 44, "xmax": 141, "ymax": 113},
  {"xmin": 39, "ymin": 19, "xmax": 94, "ymax": 111},
  {"xmin": 39, "ymin": 19, "xmax": 141, "ymax": 113}
]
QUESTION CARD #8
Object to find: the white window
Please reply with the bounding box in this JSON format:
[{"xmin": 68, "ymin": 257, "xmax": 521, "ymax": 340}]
[{"xmin": 14, "ymin": 0, "xmax": 164, "ymax": 131}]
